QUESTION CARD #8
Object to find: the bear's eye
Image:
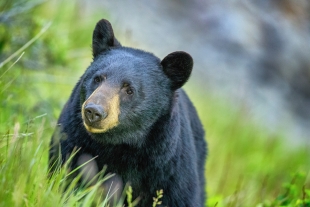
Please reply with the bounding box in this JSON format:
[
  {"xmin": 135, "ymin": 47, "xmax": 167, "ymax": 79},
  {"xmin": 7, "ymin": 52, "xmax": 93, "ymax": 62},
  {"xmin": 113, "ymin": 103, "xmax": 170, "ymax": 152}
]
[
  {"xmin": 122, "ymin": 82, "xmax": 134, "ymax": 95},
  {"xmin": 94, "ymin": 76, "xmax": 101, "ymax": 83},
  {"xmin": 126, "ymin": 88, "xmax": 134, "ymax": 95}
]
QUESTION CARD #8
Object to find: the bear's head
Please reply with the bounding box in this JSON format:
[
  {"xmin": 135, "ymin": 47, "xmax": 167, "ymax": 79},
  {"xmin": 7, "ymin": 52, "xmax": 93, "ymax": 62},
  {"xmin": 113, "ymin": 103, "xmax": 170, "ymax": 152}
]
[{"xmin": 80, "ymin": 19, "xmax": 193, "ymax": 145}]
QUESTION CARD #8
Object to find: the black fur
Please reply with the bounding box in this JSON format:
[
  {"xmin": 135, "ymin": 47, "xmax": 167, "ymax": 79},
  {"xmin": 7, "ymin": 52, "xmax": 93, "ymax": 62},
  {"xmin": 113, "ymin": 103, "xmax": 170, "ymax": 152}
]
[
  {"xmin": 161, "ymin": 51, "xmax": 193, "ymax": 90},
  {"xmin": 49, "ymin": 19, "xmax": 207, "ymax": 207},
  {"xmin": 92, "ymin": 19, "xmax": 121, "ymax": 58}
]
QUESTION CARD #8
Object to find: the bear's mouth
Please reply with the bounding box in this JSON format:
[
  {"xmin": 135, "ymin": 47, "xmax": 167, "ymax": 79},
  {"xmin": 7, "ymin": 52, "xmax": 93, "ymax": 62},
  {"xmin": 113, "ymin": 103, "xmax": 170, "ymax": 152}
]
[
  {"xmin": 82, "ymin": 118, "xmax": 120, "ymax": 134},
  {"xmin": 83, "ymin": 122, "xmax": 109, "ymax": 133}
]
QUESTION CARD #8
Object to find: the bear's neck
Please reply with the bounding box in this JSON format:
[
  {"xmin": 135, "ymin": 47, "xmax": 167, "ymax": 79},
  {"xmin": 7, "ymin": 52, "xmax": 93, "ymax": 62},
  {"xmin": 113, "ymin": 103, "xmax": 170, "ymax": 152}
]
[{"xmin": 88, "ymin": 110, "xmax": 179, "ymax": 163}]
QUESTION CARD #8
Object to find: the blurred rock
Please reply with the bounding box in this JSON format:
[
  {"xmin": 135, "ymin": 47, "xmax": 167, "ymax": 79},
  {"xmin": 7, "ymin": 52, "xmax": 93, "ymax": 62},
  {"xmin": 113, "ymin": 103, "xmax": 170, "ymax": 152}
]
[{"xmin": 77, "ymin": 0, "xmax": 310, "ymax": 143}]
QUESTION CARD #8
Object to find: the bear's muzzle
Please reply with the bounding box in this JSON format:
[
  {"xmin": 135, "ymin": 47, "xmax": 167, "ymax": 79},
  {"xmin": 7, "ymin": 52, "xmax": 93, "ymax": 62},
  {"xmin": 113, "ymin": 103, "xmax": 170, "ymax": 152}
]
[{"xmin": 81, "ymin": 84, "xmax": 120, "ymax": 133}]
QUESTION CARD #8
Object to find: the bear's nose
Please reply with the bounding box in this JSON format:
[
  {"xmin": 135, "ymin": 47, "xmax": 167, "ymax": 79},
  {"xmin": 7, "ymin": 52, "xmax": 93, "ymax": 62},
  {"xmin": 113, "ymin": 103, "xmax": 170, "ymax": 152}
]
[{"xmin": 84, "ymin": 103, "xmax": 107, "ymax": 124}]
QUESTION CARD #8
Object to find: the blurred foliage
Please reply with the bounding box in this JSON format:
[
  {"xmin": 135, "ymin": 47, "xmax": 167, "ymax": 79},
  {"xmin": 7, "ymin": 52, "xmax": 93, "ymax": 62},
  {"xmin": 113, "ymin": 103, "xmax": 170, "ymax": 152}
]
[
  {"xmin": 1, "ymin": 0, "xmax": 59, "ymax": 68},
  {"xmin": 0, "ymin": 0, "xmax": 98, "ymax": 69},
  {"xmin": 0, "ymin": 0, "xmax": 97, "ymax": 134},
  {"xmin": 0, "ymin": 0, "xmax": 309, "ymax": 206}
]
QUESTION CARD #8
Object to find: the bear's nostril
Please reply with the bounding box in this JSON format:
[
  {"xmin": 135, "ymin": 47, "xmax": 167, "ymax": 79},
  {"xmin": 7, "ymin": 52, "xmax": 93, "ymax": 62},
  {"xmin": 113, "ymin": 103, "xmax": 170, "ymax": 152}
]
[
  {"xmin": 86, "ymin": 109, "xmax": 92, "ymax": 115},
  {"xmin": 94, "ymin": 113, "xmax": 101, "ymax": 119},
  {"xmin": 84, "ymin": 104, "xmax": 106, "ymax": 124}
]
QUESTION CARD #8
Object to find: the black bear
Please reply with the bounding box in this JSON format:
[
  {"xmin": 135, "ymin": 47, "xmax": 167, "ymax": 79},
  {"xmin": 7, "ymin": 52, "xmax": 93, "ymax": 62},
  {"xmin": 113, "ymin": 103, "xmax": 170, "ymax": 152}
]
[{"xmin": 49, "ymin": 19, "xmax": 207, "ymax": 207}]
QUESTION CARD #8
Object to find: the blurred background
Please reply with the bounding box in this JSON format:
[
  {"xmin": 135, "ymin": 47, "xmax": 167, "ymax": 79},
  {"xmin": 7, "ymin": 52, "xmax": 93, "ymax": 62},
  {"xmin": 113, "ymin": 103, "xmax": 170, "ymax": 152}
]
[{"xmin": 0, "ymin": 0, "xmax": 310, "ymax": 206}]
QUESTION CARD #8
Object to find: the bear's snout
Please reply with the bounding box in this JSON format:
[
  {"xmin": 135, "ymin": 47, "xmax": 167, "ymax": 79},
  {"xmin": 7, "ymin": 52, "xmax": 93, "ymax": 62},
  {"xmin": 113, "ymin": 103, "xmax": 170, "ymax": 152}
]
[
  {"xmin": 84, "ymin": 103, "xmax": 107, "ymax": 124},
  {"xmin": 81, "ymin": 89, "xmax": 120, "ymax": 134}
]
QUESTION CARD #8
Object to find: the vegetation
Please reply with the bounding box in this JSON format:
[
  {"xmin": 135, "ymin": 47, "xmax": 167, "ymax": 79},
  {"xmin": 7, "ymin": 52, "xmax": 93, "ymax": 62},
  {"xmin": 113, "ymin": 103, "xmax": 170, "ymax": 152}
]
[
  {"xmin": 0, "ymin": 0, "xmax": 309, "ymax": 206},
  {"xmin": 190, "ymin": 92, "xmax": 310, "ymax": 206}
]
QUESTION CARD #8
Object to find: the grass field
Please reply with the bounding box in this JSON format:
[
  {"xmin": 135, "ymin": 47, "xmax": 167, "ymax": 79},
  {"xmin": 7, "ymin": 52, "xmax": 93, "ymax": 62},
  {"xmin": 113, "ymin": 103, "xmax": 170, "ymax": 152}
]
[{"xmin": 0, "ymin": 1, "xmax": 310, "ymax": 206}]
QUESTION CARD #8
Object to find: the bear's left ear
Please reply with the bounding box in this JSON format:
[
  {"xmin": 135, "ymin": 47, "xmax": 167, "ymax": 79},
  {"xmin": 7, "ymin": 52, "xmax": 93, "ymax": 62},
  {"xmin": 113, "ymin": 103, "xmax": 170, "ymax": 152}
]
[
  {"xmin": 161, "ymin": 51, "xmax": 193, "ymax": 90},
  {"xmin": 92, "ymin": 19, "xmax": 121, "ymax": 58}
]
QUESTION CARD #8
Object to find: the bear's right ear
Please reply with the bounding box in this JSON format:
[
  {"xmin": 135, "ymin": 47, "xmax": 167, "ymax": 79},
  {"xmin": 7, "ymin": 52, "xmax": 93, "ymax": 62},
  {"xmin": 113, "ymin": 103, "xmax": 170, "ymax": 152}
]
[{"xmin": 92, "ymin": 19, "xmax": 121, "ymax": 58}]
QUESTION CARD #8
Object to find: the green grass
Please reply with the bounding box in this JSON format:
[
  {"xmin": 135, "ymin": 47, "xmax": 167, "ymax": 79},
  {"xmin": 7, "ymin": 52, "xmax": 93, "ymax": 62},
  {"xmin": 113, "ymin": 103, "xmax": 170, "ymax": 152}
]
[
  {"xmin": 188, "ymin": 91, "xmax": 310, "ymax": 206},
  {"xmin": 0, "ymin": 1, "xmax": 310, "ymax": 206}
]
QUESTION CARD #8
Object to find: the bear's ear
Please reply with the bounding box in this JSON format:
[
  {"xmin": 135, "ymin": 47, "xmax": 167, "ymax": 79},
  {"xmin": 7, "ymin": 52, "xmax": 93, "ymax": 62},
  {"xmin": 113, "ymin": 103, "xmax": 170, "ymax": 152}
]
[
  {"xmin": 92, "ymin": 19, "xmax": 121, "ymax": 58},
  {"xmin": 161, "ymin": 51, "xmax": 193, "ymax": 90}
]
